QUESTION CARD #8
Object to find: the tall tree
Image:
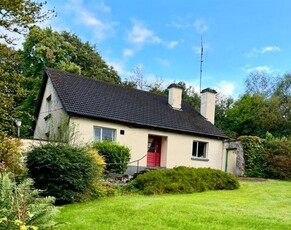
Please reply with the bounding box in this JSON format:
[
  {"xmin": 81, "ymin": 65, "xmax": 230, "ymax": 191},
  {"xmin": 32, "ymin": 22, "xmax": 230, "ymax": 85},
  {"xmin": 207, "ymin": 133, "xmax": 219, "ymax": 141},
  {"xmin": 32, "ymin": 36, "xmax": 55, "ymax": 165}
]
[
  {"xmin": 19, "ymin": 26, "xmax": 121, "ymax": 136},
  {"xmin": 0, "ymin": 44, "xmax": 27, "ymax": 136},
  {"xmin": 214, "ymin": 93, "xmax": 235, "ymax": 137},
  {"xmin": 0, "ymin": 0, "xmax": 54, "ymax": 44},
  {"xmin": 244, "ymin": 71, "xmax": 275, "ymax": 98},
  {"xmin": 225, "ymin": 93, "xmax": 290, "ymax": 138},
  {"xmin": 22, "ymin": 26, "xmax": 120, "ymax": 83}
]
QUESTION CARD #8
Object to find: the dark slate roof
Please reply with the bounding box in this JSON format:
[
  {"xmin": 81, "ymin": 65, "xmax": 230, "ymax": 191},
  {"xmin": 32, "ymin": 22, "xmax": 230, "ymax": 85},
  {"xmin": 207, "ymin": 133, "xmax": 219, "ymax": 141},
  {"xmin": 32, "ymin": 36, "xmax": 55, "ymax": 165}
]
[{"xmin": 40, "ymin": 68, "xmax": 227, "ymax": 139}]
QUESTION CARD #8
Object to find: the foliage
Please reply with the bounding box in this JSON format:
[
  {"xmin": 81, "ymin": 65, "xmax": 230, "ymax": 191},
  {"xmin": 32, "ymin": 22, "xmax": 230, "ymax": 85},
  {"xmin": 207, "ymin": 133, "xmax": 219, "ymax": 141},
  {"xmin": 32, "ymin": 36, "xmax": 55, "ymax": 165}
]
[
  {"xmin": 239, "ymin": 136, "xmax": 266, "ymax": 177},
  {"xmin": 0, "ymin": 44, "xmax": 28, "ymax": 136},
  {"xmin": 0, "ymin": 136, "xmax": 26, "ymax": 176},
  {"xmin": 126, "ymin": 167, "xmax": 239, "ymax": 195},
  {"xmin": 225, "ymin": 94, "xmax": 290, "ymax": 138},
  {"xmin": 240, "ymin": 134, "xmax": 291, "ymax": 180},
  {"xmin": 0, "ymin": 0, "xmax": 54, "ymax": 44},
  {"xmin": 19, "ymin": 26, "xmax": 121, "ymax": 137},
  {"xmin": 245, "ymin": 71, "xmax": 275, "ymax": 97},
  {"xmin": 22, "ymin": 26, "xmax": 120, "ymax": 83},
  {"xmin": 26, "ymin": 144, "xmax": 105, "ymax": 204},
  {"xmin": 215, "ymin": 93, "xmax": 235, "ymax": 137},
  {"xmin": 264, "ymin": 137, "xmax": 291, "ymax": 180},
  {"xmin": 92, "ymin": 141, "xmax": 130, "ymax": 174},
  {"xmin": 174, "ymin": 81, "xmax": 200, "ymax": 111},
  {"xmin": 0, "ymin": 173, "xmax": 59, "ymax": 230}
]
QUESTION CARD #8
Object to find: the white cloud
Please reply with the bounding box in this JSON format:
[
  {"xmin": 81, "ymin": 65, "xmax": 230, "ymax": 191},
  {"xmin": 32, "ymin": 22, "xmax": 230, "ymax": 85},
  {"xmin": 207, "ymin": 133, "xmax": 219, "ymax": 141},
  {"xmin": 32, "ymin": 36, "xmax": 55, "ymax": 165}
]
[
  {"xmin": 242, "ymin": 64, "xmax": 273, "ymax": 73},
  {"xmin": 123, "ymin": 48, "xmax": 134, "ymax": 58},
  {"xmin": 214, "ymin": 81, "xmax": 236, "ymax": 96},
  {"xmin": 127, "ymin": 19, "xmax": 161, "ymax": 45},
  {"xmin": 167, "ymin": 40, "xmax": 179, "ymax": 48},
  {"xmin": 64, "ymin": 0, "xmax": 118, "ymax": 41},
  {"xmin": 96, "ymin": 1, "xmax": 111, "ymax": 13},
  {"xmin": 106, "ymin": 59, "xmax": 126, "ymax": 77},
  {"xmin": 155, "ymin": 58, "xmax": 170, "ymax": 67},
  {"xmin": 194, "ymin": 19, "xmax": 208, "ymax": 34},
  {"xmin": 262, "ymin": 46, "xmax": 280, "ymax": 53},
  {"xmin": 246, "ymin": 46, "xmax": 281, "ymax": 57},
  {"xmin": 167, "ymin": 18, "xmax": 208, "ymax": 35}
]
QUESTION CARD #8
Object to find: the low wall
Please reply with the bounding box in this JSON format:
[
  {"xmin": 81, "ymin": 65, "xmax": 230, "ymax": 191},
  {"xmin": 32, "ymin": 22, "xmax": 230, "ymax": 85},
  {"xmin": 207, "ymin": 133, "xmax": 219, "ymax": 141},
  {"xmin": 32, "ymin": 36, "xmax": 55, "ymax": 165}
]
[{"xmin": 20, "ymin": 139, "xmax": 49, "ymax": 152}]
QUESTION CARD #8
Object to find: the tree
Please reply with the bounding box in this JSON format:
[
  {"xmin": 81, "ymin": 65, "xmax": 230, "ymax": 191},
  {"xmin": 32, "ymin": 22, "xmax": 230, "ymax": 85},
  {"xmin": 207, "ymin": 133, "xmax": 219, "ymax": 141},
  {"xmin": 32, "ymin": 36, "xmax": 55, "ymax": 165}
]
[
  {"xmin": 0, "ymin": 0, "xmax": 54, "ymax": 44},
  {"xmin": 225, "ymin": 93, "xmax": 290, "ymax": 138},
  {"xmin": 214, "ymin": 93, "xmax": 235, "ymax": 137},
  {"xmin": 175, "ymin": 81, "xmax": 200, "ymax": 110},
  {"xmin": 19, "ymin": 26, "xmax": 121, "ymax": 137},
  {"xmin": 22, "ymin": 26, "xmax": 121, "ymax": 83},
  {"xmin": 244, "ymin": 71, "xmax": 275, "ymax": 97},
  {"xmin": 273, "ymin": 74, "xmax": 291, "ymax": 122},
  {"xmin": 0, "ymin": 44, "xmax": 27, "ymax": 136}
]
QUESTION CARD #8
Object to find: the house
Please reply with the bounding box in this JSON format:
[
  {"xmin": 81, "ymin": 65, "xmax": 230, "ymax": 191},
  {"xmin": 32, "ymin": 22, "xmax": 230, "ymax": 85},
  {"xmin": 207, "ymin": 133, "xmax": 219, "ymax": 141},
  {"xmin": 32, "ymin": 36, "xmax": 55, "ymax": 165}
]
[{"xmin": 34, "ymin": 68, "xmax": 230, "ymax": 173}]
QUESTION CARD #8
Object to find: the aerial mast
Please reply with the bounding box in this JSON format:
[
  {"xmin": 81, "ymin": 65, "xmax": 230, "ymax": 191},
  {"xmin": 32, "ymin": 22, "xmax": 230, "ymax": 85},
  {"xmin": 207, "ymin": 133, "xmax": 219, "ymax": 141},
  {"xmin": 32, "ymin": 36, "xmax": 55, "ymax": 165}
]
[{"xmin": 199, "ymin": 36, "xmax": 203, "ymax": 93}]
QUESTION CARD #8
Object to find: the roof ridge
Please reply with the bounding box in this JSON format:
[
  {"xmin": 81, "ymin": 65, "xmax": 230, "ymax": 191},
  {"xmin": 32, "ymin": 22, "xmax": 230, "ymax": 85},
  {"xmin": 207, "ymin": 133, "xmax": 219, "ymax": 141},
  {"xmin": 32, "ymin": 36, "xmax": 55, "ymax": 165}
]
[{"xmin": 45, "ymin": 67, "xmax": 169, "ymax": 99}]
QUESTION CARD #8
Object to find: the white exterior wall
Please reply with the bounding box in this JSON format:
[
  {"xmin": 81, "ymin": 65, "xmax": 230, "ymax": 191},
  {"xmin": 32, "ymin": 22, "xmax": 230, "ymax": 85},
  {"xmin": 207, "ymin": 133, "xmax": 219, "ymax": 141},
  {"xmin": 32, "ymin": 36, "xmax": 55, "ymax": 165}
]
[
  {"xmin": 70, "ymin": 116, "xmax": 225, "ymax": 170},
  {"xmin": 34, "ymin": 77, "xmax": 65, "ymax": 140}
]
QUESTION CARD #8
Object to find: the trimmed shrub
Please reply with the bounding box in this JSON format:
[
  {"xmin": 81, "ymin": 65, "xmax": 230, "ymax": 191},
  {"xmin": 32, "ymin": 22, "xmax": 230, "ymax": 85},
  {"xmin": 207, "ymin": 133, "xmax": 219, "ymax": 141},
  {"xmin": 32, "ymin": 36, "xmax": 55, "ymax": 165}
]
[
  {"xmin": 92, "ymin": 141, "xmax": 130, "ymax": 174},
  {"xmin": 26, "ymin": 143, "xmax": 105, "ymax": 204},
  {"xmin": 264, "ymin": 139, "xmax": 291, "ymax": 180},
  {"xmin": 126, "ymin": 167, "xmax": 239, "ymax": 195},
  {"xmin": 239, "ymin": 136, "xmax": 266, "ymax": 177}
]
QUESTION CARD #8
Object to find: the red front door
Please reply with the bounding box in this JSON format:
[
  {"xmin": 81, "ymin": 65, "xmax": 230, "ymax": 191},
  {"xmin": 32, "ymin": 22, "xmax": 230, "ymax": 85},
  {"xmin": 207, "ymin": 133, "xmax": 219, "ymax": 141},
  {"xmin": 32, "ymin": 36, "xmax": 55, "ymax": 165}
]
[{"xmin": 147, "ymin": 135, "xmax": 162, "ymax": 167}]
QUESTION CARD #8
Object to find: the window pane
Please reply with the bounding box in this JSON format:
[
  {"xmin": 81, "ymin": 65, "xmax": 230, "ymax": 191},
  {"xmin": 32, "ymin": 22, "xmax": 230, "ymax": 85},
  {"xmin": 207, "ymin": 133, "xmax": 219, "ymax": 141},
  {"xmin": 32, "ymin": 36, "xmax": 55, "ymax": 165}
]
[
  {"xmin": 192, "ymin": 142, "xmax": 198, "ymax": 157},
  {"xmin": 94, "ymin": 127, "xmax": 101, "ymax": 141},
  {"xmin": 198, "ymin": 142, "xmax": 206, "ymax": 158},
  {"xmin": 102, "ymin": 128, "xmax": 115, "ymax": 141}
]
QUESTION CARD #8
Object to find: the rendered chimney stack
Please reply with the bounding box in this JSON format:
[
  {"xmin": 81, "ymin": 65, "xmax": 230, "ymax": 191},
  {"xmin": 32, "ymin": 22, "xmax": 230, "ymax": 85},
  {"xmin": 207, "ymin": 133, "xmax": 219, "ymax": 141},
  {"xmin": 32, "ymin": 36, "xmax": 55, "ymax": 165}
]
[
  {"xmin": 200, "ymin": 88, "xmax": 217, "ymax": 124},
  {"xmin": 167, "ymin": 83, "xmax": 183, "ymax": 110}
]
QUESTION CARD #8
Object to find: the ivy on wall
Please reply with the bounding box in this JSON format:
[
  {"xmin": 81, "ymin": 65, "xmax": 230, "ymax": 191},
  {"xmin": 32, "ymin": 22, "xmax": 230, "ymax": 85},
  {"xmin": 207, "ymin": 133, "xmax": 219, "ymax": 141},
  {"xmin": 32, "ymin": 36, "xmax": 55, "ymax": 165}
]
[{"xmin": 239, "ymin": 136, "xmax": 266, "ymax": 177}]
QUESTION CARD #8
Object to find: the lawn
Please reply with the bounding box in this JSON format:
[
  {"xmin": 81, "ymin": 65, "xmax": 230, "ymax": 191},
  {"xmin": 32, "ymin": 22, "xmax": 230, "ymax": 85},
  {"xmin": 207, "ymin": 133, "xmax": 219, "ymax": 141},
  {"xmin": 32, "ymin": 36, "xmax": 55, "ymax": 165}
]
[{"xmin": 55, "ymin": 180, "xmax": 291, "ymax": 230}]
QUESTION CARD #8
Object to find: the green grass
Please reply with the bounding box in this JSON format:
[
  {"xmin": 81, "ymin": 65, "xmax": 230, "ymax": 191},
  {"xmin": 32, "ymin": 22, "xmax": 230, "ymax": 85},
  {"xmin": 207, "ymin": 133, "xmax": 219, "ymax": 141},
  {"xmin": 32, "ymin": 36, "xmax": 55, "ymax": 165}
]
[{"xmin": 55, "ymin": 180, "xmax": 291, "ymax": 230}]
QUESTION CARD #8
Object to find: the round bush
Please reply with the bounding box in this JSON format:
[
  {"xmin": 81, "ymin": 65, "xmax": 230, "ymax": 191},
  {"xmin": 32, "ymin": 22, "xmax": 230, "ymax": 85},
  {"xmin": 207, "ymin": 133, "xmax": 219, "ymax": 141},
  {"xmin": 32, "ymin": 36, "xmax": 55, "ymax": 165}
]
[
  {"xmin": 92, "ymin": 141, "xmax": 130, "ymax": 174},
  {"xmin": 127, "ymin": 167, "xmax": 239, "ymax": 195},
  {"xmin": 26, "ymin": 143, "xmax": 104, "ymax": 204}
]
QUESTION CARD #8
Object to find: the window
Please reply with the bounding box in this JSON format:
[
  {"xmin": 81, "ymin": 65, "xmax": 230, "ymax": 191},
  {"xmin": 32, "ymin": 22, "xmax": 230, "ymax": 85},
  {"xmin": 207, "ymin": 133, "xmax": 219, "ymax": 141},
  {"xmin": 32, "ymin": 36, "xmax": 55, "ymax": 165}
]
[
  {"xmin": 192, "ymin": 141, "xmax": 207, "ymax": 159},
  {"xmin": 46, "ymin": 95, "xmax": 52, "ymax": 113},
  {"xmin": 94, "ymin": 127, "xmax": 116, "ymax": 141}
]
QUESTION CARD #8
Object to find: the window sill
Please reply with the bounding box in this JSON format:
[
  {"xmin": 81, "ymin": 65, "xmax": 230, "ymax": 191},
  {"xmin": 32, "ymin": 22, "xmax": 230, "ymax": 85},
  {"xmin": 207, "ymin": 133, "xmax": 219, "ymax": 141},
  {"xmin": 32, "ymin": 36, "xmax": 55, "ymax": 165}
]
[{"xmin": 191, "ymin": 157, "xmax": 209, "ymax": 162}]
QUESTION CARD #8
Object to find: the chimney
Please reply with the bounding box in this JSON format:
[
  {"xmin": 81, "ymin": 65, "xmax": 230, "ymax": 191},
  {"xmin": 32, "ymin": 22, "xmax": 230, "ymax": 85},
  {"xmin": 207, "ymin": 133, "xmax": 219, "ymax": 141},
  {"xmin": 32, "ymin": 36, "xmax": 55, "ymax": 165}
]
[
  {"xmin": 200, "ymin": 88, "xmax": 217, "ymax": 124},
  {"xmin": 167, "ymin": 83, "xmax": 183, "ymax": 110}
]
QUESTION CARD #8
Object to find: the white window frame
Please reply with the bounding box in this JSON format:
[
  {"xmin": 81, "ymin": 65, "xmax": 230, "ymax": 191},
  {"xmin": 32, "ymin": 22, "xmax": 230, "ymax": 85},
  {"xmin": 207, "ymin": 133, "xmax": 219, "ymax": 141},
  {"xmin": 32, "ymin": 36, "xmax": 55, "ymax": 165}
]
[
  {"xmin": 192, "ymin": 141, "xmax": 208, "ymax": 159},
  {"xmin": 94, "ymin": 126, "xmax": 116, "ymax": 141}
]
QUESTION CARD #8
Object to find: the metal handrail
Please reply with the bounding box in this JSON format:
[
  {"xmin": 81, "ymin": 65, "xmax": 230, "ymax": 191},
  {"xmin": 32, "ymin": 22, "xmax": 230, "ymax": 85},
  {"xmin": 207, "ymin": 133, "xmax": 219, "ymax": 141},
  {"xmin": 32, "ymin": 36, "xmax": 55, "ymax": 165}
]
[
  {"xmin": 128, "ymin": 154, "xmax": 147, "ymax": 164},
  {"xmin": 129, "ymin": 154, "xmax": 147, "ymax": 174}
]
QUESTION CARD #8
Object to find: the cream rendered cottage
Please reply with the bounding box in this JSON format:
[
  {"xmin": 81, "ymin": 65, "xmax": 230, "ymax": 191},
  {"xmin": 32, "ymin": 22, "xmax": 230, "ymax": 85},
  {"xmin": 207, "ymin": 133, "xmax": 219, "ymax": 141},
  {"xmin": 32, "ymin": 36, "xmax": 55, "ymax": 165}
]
[{"xmin": 34, "ymin": 68, "xmax": 229, "ymax": 173}]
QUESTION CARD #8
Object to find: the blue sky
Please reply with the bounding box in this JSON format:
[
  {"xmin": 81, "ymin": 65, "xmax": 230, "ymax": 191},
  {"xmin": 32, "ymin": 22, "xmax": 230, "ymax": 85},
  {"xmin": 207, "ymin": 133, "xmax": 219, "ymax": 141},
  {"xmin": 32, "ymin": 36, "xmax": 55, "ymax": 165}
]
[{"xmin": 23, "ymin": 1, "xmax": 291, "ymax": 97}]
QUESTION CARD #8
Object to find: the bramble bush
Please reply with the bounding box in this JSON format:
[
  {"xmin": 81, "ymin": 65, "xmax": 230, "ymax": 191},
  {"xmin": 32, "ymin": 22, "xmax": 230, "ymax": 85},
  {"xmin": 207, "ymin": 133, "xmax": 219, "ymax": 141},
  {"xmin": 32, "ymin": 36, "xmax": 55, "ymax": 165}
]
[
  {"xmin": 126, "ymin": 167, "xmax": 239, "ymax": 195},
  {"xmin": 92, "ymin": 141, "xmax": 130, "ymax": 174},
  {"xmin": 26, "ymin": 143, "xmax": 106, "ymax": 204}
]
